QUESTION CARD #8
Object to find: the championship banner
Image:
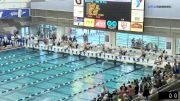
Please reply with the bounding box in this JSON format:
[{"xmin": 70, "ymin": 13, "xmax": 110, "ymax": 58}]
[{"xmin": 0, "ymin": 8, "xmax": 30, "ymax": 19}]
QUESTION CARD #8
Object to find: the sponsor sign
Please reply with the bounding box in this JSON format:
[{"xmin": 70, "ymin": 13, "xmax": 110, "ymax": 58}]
[
  {"xmin": 74, "ymin": 6, "xmax": 84, "ymax": 17},
  {"xmin": 118, "ymin": 21, "xmax": 130, "ymax": 31},
  {"xmin": 106, "ymin": 20, "xmax": 118, "ymax": 30},
  {"xmin": 95, "ymin": 19, "xmax": 106, "ymax": 29},
  {"xmin": 84, "ymin": 18, "xmax": 95, "ymax": 27},
  {"xmin": 131, "ymin": 22, "xmax": 143, "ymax": 32},
  {"xmin": 74, "ymin": 17, "xmax": 84, "ymax": 26},
  {"xmin": 131, "ymin": 10, "xmax": 144, "ymax": 22}
]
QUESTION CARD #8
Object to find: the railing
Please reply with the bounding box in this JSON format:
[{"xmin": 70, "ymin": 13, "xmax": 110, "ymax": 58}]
[{"xmin": 132, "ymin": 80, "xmax": 180, "ymax": 101}]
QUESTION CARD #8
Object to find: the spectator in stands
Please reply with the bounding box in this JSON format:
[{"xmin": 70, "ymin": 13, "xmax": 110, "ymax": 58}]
[
  {"xmin": 150, "ymin": 85, "xmax": 157, "ymax": 95},
  {"xmin": 92, "ymin": 98, "xmax": 96, "ymax": 101},
  {"xmin": 97, "ymin": 94, "xmax": 103, "ymax": 101},
  {"xmin": 143, "ymin": 85, "xmax": 150, "ymax": 100},
  {"xmin": 131, "ymin": 38, "xmax": 135, "ymax": 47},
  {"xmin": 164, "ymin": 52, "xmax": 168, "ymax": 60},
  {"xmin": 103, "ymin": 94, "xmax": 108, "ymax": 101},
  {"xmin": 172, "ymin": 74, "xmax": 177, "ymax": 82},
  {"xmin": 134, "ymin": 82, "xmax": 139, "ymax": 95},
  {"xmin": 44, "ymin": 37, "xmax": 48, "ymax": 45},
  {"xmin": 119, "ymin": 86, "xmax": 125, "ymax": 99},
  {"xmin": 154, "ymin": 58, "xmax": 162, "ymax": 65},
  {"xmin": 62, "ymin": 35, "xmax": 65, "ymax": 41},
  {"xmin": 3, "ymin": 35, "xmax": 8, "ymax": 47},
  {"xmin": 25, "ymin": 34, "xmax": 29, "ymax": 46},
  {"xmin": 140, "ymin": 48, "xmax": 146, "ymax": 58},
  {"xmin": 128, "ymin": 85, "xmax": 134, "ymax": 100},
  {"xmin": 159, "ymin": 51, "xmax": 164, "ymax": 61},
  {"xmin": 165, "ymin": 62, "xmax": 172, "ymax": 72},
  {"xmin": 83, "ymin": 33, "xmax": 88, "ymax": 43},
  {"xmin": 172, "ymin": 62, "xmax": 177, "ymax": 74},
  {"xmin": 177, "ymin": 62, "xmax": 180, "ymax": 74},
  {"xmin": 69, "ymin": 36, "xmax": 72, "ymax": 42},
  {"xmin": 73, "ymin": 36, "xmax": 77, "ymax": 42},
  {"xmin": 112, "ymin": 91, "xmax": 118, "ymax": 101}
]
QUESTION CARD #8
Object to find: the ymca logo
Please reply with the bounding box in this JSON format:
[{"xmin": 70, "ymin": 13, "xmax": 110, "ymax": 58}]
[
  {"xmin": 107, "ymin": 20, "xmax": 117, "ymax": 29},
  {"xmin": 136, "ymin": 0, "xmax": 143, "ymax": 7}
]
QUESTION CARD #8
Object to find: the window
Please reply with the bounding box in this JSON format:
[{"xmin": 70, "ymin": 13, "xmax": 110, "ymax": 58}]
[
  {"xmin": 116, "ymin": 33, "xmax": 168, "ymax": 50},
  {"xmin": 158, "ymin": 37, "xmax": 166, "ymax": 50},
  {"xmin": 116, "ymin": 33, "xmax": 128, "ymax": 47},
  {"xmin": 72, "ymin": 28, "xmax": 105, "ymax": 45},
  {"xmin": 21, "ymin": 27, "xmax": 29, "ymax": 37},
  {"xmin": 38, "ymin": 24, "xmax": 57, "ymax": 38}
]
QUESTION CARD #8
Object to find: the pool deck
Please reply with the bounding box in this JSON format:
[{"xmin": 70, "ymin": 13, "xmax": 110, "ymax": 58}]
[{"xmin": 28, "ymin": 44, "xmax": 169, "ymax": 69}]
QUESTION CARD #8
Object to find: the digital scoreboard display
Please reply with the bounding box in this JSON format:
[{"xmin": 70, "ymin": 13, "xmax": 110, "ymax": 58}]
[{"xmin": 74, "ymin": 0, "xmax": 145, "ymax": 32}]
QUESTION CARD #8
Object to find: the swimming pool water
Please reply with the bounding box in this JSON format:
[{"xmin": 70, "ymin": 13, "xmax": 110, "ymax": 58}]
[{"xmin": 0, "ymin": 48, "xmax": 152, "ymax": 101}]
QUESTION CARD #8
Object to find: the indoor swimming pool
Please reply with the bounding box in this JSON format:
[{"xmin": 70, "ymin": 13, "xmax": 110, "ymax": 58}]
[{"xmin": 0, "ymin": 48, "xmax": 152, "ymax": 101}]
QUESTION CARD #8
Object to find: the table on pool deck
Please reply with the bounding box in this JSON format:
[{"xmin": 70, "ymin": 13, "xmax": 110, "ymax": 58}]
[{"xmin": 0, "ymin": 48, "xmax": 153, "ymax": 101}]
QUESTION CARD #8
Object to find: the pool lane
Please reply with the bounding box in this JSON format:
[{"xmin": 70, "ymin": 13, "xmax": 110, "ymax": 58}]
[
  {"xmin": 0, "ymin": 59, "xmax": 96, "ymax": 94},
  {"xmin": 0, "ymin": 50, "xmax": 54, "ymax": 66},
  {"xmin": 0, "ymin": 53, "xmax": 63, "ymax": 75},
  {"xmin": 0, "ymin": 55, "xmax": 81, "ymax": 84},
  {"xmin": 0, "ymin": 48, "xmax": 39, "ymax": 59},
  {"xmin": 64, "ymin": 67, "xmax": 152, "ymax": 101},
  {"xmin": 1, "ymin": 57, "xmax": 96, "ymax": 98},
  {"xmin": 16, "ymin": 63, "xmax": 148, "ymax": 101}
]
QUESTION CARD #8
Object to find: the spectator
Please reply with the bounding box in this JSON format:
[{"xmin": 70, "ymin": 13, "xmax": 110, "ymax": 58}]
[
  {"xmin": 73, "ymin": 36, "xmax": 77, "ymax": 42},
  {"xmin": 112, "ymin": 91, "xmax": 118, "ymax": 101},
  {"xmin": 97, "ymin": 94, "xmax": 102, "ymax": 101},
  {"xmin": 172, "ymin": 62, "xmax": 177, "ymax": 74},
  {"xmin": 134, "ymin": 83, "xmax": 139, "ymax": 95},
  {"xmin": 119, "ymin": 86, "xmax": 125, "ymax": 98},
  {"xmin": 176, "ymin": 62, "xmax": 180, "ymax": 74},
  {"xmin": 150, "ymin": 85, "xmax": 157, "ymax": 95},
  {"xmin": 123, "ymin": 93, "xmax": 129, "ymax": 101},
  {"xmin": 92, "ymin": 98, "xmax": 96, "ymax": 101},
  {"xmin": 143, "ymin": 85, "xmax": 150, "ymax": 100},
  {"xmin": 172, "ymin": 74, "xmax": 177, "ymax": 82},
  {"xmin": 69, "ymin": 36, "xmax": 72, "ymax": 42},
  {"xmin": 128, "ymin": 85, "xmax": 134, "ymax": 100},
  {"xmin": 165, "ymin": 62, "xmax": 171, "ymax": 72},
  {"xmin": 166, "ymin": 74, "xmax": 173, "ymax": 84},
  {"xmin": 164, "ymin": 52, "xmax": 168, "ymax": 60},
  {"xmin": 103, "ymin": 94, "xmax": 108, "ymax": 101}
]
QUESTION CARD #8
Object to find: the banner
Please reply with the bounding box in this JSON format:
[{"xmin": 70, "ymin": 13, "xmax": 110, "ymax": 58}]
[
  {"xmin": 145, "ymin": 0, "xmax": 180, "ymax": 19},
  {"xmin": 0, "ymin": 8, "xmax": 30, "ymax": 19}
]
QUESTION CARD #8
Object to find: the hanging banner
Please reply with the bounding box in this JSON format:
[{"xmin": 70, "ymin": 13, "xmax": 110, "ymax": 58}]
[{"xmin": 0, "ymin": 8, "xmax": 30, "ymax": 19}]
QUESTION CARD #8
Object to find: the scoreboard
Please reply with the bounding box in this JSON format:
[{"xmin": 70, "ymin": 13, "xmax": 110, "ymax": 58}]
[{"xmin": 74, "ymin": 0, "xmax": 145, "ymax": 32}]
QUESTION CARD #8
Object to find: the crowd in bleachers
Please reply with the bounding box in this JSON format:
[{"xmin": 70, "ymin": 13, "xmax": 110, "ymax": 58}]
[{"xmin": 92, "ymin": 59, "xmax": 179, "ymax": 101}]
